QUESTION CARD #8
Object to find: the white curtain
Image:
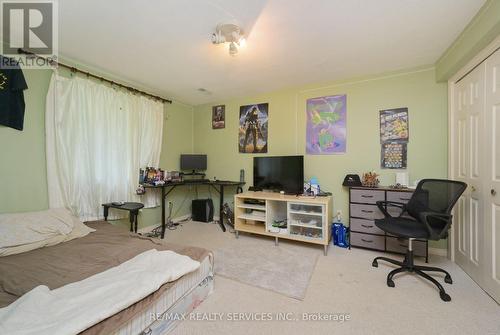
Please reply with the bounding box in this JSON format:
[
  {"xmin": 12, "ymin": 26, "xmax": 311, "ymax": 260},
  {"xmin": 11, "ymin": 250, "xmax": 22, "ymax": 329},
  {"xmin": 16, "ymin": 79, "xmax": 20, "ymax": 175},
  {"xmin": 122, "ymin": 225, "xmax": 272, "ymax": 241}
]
[{"xmin": 46, "ymin": 73, "xmax": 163, "ymax": 221}]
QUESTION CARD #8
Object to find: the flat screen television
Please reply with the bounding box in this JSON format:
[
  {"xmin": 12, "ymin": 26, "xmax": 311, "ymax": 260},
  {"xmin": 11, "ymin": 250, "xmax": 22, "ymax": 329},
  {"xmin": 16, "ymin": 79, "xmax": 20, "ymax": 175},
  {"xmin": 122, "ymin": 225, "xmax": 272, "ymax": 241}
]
[
  {"xmin": 253, "ymin": 156, "xmax": 304, "ymax": 194},
  {"xmin": 180, "ymin": 154, "xmax": 207, "ymax": 171}
]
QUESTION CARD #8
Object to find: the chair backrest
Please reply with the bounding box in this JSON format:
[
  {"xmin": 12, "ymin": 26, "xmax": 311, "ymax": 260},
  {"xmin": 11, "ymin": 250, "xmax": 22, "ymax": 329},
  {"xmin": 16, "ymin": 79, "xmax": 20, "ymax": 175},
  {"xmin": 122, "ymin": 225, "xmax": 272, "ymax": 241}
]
[
  {"xmin": 407, "ymin": 179, "xmax": 467, "ymax": 217},
  {"xmin": 406, "ymin": 179, "xmax": 467, "ymax": 239}
]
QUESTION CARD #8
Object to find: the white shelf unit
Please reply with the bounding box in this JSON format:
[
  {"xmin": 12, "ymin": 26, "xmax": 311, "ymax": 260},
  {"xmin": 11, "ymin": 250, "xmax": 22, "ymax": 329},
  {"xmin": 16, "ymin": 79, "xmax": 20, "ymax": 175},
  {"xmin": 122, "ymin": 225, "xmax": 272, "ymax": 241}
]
[
  {"xmin": 236, "ymin": 213, "xmax": 266, "ymax": 222},
  {"xmin": 235, "ymin": 198, "xmax": 267, "ymax": 231},
  {"xmin": 236, "ymin": 204, "xmax": 266, "ymax": 211},
  {"xmin": 288, "ymin": 202, "xmax": 325, "ymax": 240},
  {"xmin": 266, "ymin": 200, "xmax": 288, "ymax": 234},
  {"xmin": 234, "ymin": 192, "xmax": 333, "ymax": 255},
  {"xmin": 288, "ymin": 222, "xmax": 323, "ymax": 230}
]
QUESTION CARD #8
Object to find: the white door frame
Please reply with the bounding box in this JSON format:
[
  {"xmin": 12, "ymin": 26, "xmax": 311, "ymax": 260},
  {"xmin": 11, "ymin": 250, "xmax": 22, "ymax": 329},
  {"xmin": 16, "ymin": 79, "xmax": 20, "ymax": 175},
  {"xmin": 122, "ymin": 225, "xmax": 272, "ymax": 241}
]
[{"xmin": 448, "ymin": 35, "xmax": 500, "ymax": 262}]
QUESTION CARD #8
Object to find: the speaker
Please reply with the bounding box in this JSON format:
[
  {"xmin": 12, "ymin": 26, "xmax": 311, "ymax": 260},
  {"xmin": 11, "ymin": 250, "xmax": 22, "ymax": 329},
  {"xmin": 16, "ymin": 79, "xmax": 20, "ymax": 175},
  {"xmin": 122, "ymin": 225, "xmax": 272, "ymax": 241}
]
[{"xmin": 192, "ymin": 199, "xmax": 214, "ymax": 222}]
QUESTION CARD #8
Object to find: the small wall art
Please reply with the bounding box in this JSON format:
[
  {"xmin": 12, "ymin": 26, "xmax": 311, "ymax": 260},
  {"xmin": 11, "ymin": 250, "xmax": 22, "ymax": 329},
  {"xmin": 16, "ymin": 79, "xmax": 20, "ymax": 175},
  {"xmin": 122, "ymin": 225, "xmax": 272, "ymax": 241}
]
[{"xmin": 212, "ymin": 105, "xmax": 225, "ymax": 129}]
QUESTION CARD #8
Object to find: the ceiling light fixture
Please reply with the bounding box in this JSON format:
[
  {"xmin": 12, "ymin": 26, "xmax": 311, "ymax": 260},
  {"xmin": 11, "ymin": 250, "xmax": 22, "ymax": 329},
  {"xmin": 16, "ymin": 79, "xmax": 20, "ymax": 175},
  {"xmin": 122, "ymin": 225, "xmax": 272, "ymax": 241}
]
[{"xmin": 211, "ymin": 23, "xmax": 245, "ymax": 56}]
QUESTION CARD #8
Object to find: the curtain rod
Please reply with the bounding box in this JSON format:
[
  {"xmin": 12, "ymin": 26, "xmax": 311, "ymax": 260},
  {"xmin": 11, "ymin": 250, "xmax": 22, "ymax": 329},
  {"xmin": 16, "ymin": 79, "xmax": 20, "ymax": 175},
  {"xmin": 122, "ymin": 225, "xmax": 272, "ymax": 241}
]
[{"xmin": 17, "ymin": 48, "xmax": 172, "ymax": 104}]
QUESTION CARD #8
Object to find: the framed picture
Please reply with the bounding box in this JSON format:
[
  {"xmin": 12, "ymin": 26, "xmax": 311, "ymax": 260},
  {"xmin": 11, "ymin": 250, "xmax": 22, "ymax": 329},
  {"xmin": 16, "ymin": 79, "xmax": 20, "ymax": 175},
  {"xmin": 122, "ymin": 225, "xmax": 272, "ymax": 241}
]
[
  {"xmin": 380, "ymin": 108, "xmax": 409, "ymax": 142},
  {"xmin": 306, "ymin": 94, "xmax": 347, "ymax": 154},
  {"xmin": 381, "ymin": 141, "xmax": 407, "ymax": 169},
  {"xmin": 238, "ymin": 103, "xmax": 268, "ymax": 153},
  {"xmin": 212, "ymin": 105, "xmax": 225, "ymax": 129}
]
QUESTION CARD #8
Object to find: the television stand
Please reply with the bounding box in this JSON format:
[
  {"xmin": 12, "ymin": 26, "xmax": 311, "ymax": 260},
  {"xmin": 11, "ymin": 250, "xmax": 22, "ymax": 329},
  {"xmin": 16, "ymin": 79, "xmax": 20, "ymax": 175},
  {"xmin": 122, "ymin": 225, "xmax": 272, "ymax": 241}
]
[{"xmin": 234, "ymin": 191, "xmax": 333, "ymax": 255}]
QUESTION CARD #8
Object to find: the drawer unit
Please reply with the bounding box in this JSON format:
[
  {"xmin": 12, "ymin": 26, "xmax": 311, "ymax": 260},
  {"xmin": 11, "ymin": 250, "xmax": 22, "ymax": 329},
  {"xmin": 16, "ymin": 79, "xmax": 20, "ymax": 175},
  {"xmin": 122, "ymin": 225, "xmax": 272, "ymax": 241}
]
[
  {"xmin": 350, "ymin": 189, "xmax": 385, "ymax": 204},
  {"xmin": 348, "ymin": 186, "xmax": 428, "ymax": 262},
  {"xmin": 350, "ymin": 218, "xmax": 385, "ymax": 235},
  {"xmin": 350, "ymin": 203, "xmax": 385, "ymax": 220},
  {"xmin": 387, "ymin": 205, "xmax": 405, "ymax": 218},
  {"xmin": 386, "ymin": 237, "xmax": 427, "ymax": 257},
  {"xmin": 386, "ymin": 191, "xmax": 413, "ymax": 218},
  {"xmin": 350, "ymin": 232, "xmax": 385, "ymax": 251},
  {"xmin": 387, "ymin": 191, "xmax": 413, "ymax": 204}
]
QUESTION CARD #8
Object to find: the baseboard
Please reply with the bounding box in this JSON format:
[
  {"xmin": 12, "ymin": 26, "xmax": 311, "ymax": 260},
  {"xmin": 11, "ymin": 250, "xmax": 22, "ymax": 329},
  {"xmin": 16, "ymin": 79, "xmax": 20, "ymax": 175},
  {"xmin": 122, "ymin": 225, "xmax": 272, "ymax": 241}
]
[
  {"xmin": 137, "ymin": 214, "xmax": 191, "ymax": 234},
  {"xmin": 428, "ymin": 247, "xmax": 448, "ymax": 257}
]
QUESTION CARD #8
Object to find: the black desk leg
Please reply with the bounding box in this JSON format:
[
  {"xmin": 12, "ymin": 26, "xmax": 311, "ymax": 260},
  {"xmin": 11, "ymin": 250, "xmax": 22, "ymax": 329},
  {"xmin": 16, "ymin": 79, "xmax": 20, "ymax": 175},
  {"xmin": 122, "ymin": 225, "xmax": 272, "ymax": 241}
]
[
  {"xmin": 134, "ymin": 211, "xmax": 138, "ymax": 233},
  {"xmin": 103, "ymin": 206, "xmax": 109, "ymax": 221},
  {"xmin": 218, "ymin": 185, "xmax": 226, "ymax": 232},
  {"xmin": 161, "ymin": 187, "xmax": 166, "ymax": 239},
  {"xmin": 129, "ymin": 212, "xmax": 134, "ymax": 232}
]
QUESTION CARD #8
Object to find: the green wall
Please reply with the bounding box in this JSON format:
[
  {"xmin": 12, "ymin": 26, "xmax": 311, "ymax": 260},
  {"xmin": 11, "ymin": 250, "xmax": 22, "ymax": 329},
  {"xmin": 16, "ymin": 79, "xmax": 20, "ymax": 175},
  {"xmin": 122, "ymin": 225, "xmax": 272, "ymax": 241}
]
[
  {"xmin": 0, "ymin": 68, "xmax": 194, "ymax": 229},
  {"xmin": 0, "ymin": 69, "xmax": 51, "ymax": 212},
  {"xmin": 436, "ymin": 0, "xmax": 500, "ymax": 82},
  {"xmin": 193, "ymin": 67, "xmax": 448, "ymax": 248}
]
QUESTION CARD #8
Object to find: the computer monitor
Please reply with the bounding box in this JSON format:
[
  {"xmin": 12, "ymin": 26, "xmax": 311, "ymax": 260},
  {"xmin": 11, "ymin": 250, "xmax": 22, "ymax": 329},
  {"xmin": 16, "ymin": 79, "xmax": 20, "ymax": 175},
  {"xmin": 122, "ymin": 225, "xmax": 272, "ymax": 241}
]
[{"xmin": 180, "ymin": 154, "xmax": 207, "ymax": 172}]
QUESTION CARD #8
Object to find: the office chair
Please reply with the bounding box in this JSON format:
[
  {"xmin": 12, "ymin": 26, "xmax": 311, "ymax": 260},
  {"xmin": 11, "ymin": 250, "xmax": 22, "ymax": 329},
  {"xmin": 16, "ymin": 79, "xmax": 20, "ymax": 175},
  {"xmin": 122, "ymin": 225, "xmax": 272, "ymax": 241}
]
[{"xmin": 372, "ymin": 179, "xmax": 467, "ymax": 302}]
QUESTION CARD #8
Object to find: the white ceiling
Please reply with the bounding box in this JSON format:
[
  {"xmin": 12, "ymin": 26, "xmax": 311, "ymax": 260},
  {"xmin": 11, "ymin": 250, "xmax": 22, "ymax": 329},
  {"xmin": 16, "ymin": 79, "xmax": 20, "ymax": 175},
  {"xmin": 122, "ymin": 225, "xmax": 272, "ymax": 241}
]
[{"xmin": 58, "ymin": 0, "xmax": 486, "ymax": 105}]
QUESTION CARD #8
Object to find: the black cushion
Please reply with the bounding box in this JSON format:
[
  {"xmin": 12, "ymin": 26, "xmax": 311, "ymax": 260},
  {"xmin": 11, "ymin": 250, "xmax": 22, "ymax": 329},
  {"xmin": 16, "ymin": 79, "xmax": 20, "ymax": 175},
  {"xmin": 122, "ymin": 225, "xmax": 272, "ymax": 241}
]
[{"xmin": 375, "ymin": 217, "xmax": 430, "ymax": 239}]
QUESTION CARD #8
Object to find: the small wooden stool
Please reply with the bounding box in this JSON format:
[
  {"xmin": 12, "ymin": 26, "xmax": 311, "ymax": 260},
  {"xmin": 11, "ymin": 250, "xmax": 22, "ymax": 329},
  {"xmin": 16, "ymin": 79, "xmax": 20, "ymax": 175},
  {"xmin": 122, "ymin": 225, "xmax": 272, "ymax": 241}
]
[{"xmin": 102, "ymin": 202, "xmax": 144, "ymax": 233}]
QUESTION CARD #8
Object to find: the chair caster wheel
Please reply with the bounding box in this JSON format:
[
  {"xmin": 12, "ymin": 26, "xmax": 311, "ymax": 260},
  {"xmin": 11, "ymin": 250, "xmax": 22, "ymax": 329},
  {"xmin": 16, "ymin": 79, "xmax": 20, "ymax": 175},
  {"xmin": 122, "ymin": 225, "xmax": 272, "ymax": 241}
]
[
  {"xmin": 439, "ymin": 291, "xmax": 451, "ymax": 302},
  {"xmin": 387, "ymin": 279, "xmax": 395, "ymax": 287},
  {"xmin": 372, "ymin": 260, "xmax": 378, "ymax": 268},
  {"xmin": 444, "ymin": 275, "xmax": 453, "ymax": 284}
]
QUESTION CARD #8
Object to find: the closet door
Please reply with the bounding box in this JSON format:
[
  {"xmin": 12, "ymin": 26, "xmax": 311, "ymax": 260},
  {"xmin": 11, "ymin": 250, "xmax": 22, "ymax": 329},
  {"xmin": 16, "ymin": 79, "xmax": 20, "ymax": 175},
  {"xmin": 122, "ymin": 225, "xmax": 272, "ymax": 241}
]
[
  {"xmin": 483, "ymin": 49, "xmax": 500, "ymax": 302},
  {"xmin": 452, "ymin": 62, "xmax": 485, "ymax": 285}
]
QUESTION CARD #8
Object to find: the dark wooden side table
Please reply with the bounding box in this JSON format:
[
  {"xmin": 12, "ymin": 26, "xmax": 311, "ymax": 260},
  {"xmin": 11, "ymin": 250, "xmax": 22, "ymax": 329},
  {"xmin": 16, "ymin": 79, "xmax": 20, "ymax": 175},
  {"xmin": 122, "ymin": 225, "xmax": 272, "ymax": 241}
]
[{"xmin": 102, "ymin": 202, "xmax": 144, "ymax": 233}]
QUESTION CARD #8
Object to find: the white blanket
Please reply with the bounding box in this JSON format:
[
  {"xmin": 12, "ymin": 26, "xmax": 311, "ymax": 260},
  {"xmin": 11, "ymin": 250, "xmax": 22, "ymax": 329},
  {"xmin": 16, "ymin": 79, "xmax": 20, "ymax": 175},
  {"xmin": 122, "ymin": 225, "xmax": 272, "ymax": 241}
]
[
  {"xmin": 0, "ymin": 208, "xmax": 95, "ymax": 256},
  {"xmin": 0, "ymin": 249, "xmax": 200, "ymax": 335},
  {"xmin": 0, "ymin": 208, "xmax": 77, "ymax": 248}
]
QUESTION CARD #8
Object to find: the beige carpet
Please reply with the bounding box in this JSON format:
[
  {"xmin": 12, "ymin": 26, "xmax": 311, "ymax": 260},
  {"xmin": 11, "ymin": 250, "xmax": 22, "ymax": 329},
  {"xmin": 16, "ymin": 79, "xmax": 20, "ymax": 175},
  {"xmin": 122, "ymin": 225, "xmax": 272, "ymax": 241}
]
[
  {"xmin": 163, "ymin": 221, "xmax": 500, "ymax": 335},
  {"xmin": 214, "ymin": 236, "xmax": 318, "ymax": 300}
]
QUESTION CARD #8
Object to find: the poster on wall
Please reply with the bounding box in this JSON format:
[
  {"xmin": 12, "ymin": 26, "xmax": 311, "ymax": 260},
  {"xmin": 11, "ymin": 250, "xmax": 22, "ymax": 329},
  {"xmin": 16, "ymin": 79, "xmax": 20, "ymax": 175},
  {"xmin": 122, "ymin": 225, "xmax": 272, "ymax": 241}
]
[
  {"xmin": 381, "ymin": 141, "xmax": 407, "ymax": 169},
  {"xmin": 238, "ymin": 103, "xmax": 268, "ymax": 153},
  {"xmin": 306, "ymin": 94, "xmax": 347, "ymax": 154},
  {"xmin": 212, "ymin": 105, "xmax": 225, "ymax": 129},
  {"xmin": 379, "ymin": 108, "xmax": 409, "ymax": 142}
]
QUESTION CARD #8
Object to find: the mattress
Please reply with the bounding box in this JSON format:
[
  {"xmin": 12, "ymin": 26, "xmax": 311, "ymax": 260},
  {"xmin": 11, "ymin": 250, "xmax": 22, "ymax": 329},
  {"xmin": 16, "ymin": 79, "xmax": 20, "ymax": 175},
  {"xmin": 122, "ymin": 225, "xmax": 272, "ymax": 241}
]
[
  {"xmin": 114, "ymin": 255, "xmax": 214, "ymax": 335},
  {"xmin": 0, "ymin": 221, "xmax": 212, "ymax": 334}
]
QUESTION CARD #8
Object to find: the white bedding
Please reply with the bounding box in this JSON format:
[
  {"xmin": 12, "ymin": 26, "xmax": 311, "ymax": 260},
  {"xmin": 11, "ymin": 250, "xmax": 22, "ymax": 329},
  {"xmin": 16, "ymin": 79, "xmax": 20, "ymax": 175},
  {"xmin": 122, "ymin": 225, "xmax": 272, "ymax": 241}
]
[
  {"xmin": 0, "ymin": 249, "xmax": 200, "ymax": 335},
  {"xmin": 0, "ymin": 208, "xmax": 95, "ymax": 256}
]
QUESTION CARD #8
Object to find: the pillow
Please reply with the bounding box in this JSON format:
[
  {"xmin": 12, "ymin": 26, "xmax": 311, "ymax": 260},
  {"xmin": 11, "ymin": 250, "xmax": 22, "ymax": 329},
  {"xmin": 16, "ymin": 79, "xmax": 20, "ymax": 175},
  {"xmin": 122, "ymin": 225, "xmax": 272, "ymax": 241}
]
[{"xmin": 0, "ymin": 208, "xmax": 95, "ymax": 256}]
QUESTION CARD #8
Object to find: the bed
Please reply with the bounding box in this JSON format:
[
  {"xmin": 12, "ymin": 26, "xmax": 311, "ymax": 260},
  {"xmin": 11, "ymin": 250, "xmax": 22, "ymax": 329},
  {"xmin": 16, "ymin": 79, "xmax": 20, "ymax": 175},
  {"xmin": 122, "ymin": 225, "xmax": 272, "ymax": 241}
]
[{"xmin": 0, "ymin": 221, "xmax": 214, "ymax": 335}]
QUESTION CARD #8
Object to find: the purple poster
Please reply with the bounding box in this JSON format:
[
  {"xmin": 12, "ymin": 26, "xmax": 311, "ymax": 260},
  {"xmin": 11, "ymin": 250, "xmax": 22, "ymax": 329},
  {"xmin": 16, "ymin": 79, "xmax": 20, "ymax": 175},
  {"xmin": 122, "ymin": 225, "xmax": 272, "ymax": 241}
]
[{"xmin": 306, "ymin": 95, "xmax": 347, "ymax": 154}]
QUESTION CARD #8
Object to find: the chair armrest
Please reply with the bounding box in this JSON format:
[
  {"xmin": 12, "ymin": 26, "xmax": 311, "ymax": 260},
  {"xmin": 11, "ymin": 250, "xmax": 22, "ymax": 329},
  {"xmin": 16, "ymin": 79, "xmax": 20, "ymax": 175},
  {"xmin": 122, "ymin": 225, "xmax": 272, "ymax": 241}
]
[
  {"xmin": 418, "ymin": 212, "xmax": 452, "ymax": 239},
  {"xmin": 376, "ymin": 201, "xmax": 407, "ymax": 218}
]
